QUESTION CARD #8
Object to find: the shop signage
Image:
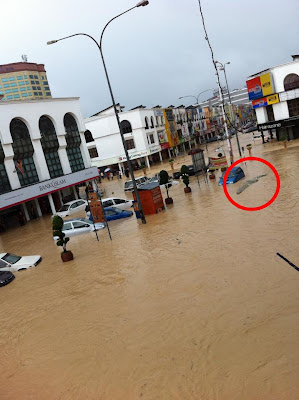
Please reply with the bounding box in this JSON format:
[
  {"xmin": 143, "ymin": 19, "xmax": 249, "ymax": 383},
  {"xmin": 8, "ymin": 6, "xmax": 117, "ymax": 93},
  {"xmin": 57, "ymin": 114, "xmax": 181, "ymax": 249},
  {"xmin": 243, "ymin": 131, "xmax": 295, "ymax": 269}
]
[
  {"xmin": 258, "ymin": 122, "xmax": 282, "ymax": 131},
  {"xmin": 118, "ymin": 145, "xmax": 161, "ymax": 162},
  {"xmin": 0, "ymin": 167, "xmax": 99, "ymax": 211},
  {"xmin": 252, "ymin": 93, "xmax": 279, "ymax": 109},
  {"xmin": 267, "ymin": 93, "xmax": 279, "ymax": 105},
  {"xmin": 247, "ymin": 72, "xmax": 275, "ymax": 100},
  {"xmin": 161, "ymin": 142, "xmax": 170, "ymax": 150}
]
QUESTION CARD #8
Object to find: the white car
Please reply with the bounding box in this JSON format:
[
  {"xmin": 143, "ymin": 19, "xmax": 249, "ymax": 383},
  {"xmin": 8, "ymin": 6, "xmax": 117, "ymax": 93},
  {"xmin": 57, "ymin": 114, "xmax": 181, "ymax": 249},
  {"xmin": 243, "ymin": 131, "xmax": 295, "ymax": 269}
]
[
  {"xmin": 101, "ymin": 197, "xmax": 133, "ymax": 210},
  {"xmin": 53, "ymin": 218, "xmax": 105, "ymax": 240},
  {"xmin": 56, "ymin": 199, "xmax": 87, "ymax": 218},
  {"xmin": 124, "ymin": 176, "xmax": 149, "ymax": 192},
  {"xmin": 0, "ymin": 253, "xmax": 42, "ymax": 272}
]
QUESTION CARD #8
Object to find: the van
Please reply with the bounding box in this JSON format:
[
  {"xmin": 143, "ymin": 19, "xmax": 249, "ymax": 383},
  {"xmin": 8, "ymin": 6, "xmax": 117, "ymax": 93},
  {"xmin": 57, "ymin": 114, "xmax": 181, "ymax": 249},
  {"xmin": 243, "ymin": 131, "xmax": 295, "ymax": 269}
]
[{"xmin": 124, "ymin": 176, "xmax": 149, "ymax": 192}]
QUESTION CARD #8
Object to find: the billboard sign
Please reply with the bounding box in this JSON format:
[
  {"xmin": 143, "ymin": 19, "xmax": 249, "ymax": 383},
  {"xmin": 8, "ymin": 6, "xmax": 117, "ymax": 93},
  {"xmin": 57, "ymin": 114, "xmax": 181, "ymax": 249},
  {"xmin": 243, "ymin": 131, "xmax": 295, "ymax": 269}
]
[
  {"xmin": 247, "ymin": 76, "xmax": 263, "ymax": 100},
  {"xmin": 252, "ymin": 93, "xmax": 279, "ymax": 109},
  {"xmin": 267, "ymin": 93, "xmax": 279, "ymax": 105},
  {"xmin": 260, "ymin": 72, "xmax": 274, "ymax": 96}
]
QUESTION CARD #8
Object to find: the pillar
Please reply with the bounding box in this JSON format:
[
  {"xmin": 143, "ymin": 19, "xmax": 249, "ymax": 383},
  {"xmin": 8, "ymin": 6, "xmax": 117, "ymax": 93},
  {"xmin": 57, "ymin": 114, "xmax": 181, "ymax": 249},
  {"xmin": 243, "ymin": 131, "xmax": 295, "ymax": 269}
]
[
  {"xmin": 35, "ymin": 198, "xmax": 42, "ymax": 217},
  {"xmin": 73, "ymin": 186, "xmax": 78, "ymax": 199},
  {"xmin": 188, "ymin": 140, "xmax": 191, "ymax": 150},
  {"xmin": 159, "ymin": 151, "xmax": 163, "ymax": 162},
  {"xmin": 168, "ymin": 148, "xmax": 171, "ymax": 158},
  {"xmin": 58, "ymin": 191, "xmax": 63, "ymax": 206},
  {"xmin": 22, "ymin": 203, "xmax": 30, "ymax": 221},
  {"xmin": 183, "ymin": 143, "xmax": 186, "ymax": 153},
  {"xmin": 48, "ymin": 194, "xmax": 56, "ymax": 215},
  {"xmin": 118, "ymin": 162, "xmax": 124, "ymax": 173},
  {"xmin": 92, "ymin": 179, "xmax": 98, "ymax": 192},
  {"xmin": 145, "ymin": 155, "xmax": 150, "ymax": 168}
]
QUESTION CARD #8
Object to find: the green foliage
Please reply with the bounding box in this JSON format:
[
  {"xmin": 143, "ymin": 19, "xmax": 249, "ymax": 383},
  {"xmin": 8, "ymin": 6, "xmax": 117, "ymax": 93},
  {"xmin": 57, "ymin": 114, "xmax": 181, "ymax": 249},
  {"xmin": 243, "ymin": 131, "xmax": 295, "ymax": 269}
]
[
  {"xmin": 180, "ymin": 165, "xmax": 189, "ymax": 175},
  {"xmin": 140, "ymin": 163, "xmax": 146, "ymax": 169},
  {"xmin": 182, "ymin": 174, "xmax": 189, "ymax": 188},
  {"xmin": 52, "ymin": 215, "xmax": 70, "ymax": 253},
  {"xmin": 168, "ymin": 158, "xmax": 174, "ymax": 163},
  {"xmin": 279, "ymin": 132, "xmax": 286, "ymax": 141},
  {"xmin": 159, "ymin": 170, "xmax": 171, "ymax": 198},
  {"xmin": 180, "ymin": 165, "xmax": 190, "ymax": 188}
]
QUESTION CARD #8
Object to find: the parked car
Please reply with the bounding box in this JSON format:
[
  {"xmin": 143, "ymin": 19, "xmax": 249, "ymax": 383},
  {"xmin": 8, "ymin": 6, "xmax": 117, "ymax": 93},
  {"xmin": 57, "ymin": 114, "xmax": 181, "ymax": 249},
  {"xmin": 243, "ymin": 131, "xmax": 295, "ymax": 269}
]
[
  {"xmin": 90, "ymin": 207, "xmax": 133, "ymax": 222},
  {"xmin": 56, "ymin": 199, "xmax": 87, "ymax": 218},
  {"xmin": 0, "ymin": 271, "xmax": 15, "ymax": 287},
  {"xmin": 244, "ymin": 125, "xmax": 257, "ymax": 133},
  {"xmin": 206, "ymin": 136, "xmax": 218, "ymax": 143},
  {"xmin": 53, "ymin": 218, "xmax": 105, "ymax": 240},
  {"xmin": 101, "ymin": 197, "xmax": 133, "ymax": 210},
  {"xmin": 0, "ymin": 253, "xmax": 42, "ymax": 272},
  {"xmin": 148, "ymin": 174, "xmax": 179, "ymax": 188},
  {"xmin": 218, "ymin": 167, "xmax": 245, "ymax": 186},
  {"xmin": 124, "ymin": 176, "xmax": 149, "ymax": 192},
  {"xmin": 173, "ymin": 171, "xmax": 181, "ymax": 179}
]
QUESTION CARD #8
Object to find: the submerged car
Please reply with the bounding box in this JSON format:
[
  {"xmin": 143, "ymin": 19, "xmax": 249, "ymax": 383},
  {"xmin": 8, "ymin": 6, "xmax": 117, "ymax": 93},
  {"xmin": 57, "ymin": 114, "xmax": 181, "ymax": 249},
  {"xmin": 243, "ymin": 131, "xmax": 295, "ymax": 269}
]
[
  {"xmin": 148, "ymin": 174, "xmax": 179, "ymax": 188},
  {"xmin": 53, "ymin": 218, "xmax": 105, "ymax": 239},
  {"xmin": 218, "ymin": 167, "xmax": 245, "ymax": 186},
  {"xmin": 101, "ymin": 197, "xmax": 133, "ymax": 210},
  {"xmin": 89, "ymin": 207, "xmax": 133, "ymax": 222},
  {"xmin": 0, "ymin": 253, "xmax": 42, "ymax": 272},
  {"xmin": 0, "ymin": 271, "xmax": 15, "ymax": 287},
  {"xmin": 56, "ymin": 199, "xmax": 87, "ymax": 218},
  {"xmin": 124, "ymin": 176, "xmax": 149, "ymax": 192}
]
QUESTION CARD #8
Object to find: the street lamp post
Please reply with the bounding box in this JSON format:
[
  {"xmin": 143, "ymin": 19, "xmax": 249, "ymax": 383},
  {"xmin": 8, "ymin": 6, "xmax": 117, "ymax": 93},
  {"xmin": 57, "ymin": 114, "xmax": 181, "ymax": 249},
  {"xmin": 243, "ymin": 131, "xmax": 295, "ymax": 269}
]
[
  {"xmin": 47, "ymin": 1, "xmax": 149, "ymax": 224},
  {"xmin": 179, "ymin": 88, "xmax": 214, "ymax": 105},
  {"xmin": 215, "ymin": 61, "xmax": 242, "ymax": 157}
]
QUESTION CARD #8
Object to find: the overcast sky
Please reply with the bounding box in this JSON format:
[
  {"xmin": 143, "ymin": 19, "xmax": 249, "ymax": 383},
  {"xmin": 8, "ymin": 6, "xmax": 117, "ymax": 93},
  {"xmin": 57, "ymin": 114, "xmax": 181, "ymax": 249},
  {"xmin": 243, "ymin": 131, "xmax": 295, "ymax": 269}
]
[{"xmin": 1, "ymin": 0, "xmax": 298, "ymax": 117}]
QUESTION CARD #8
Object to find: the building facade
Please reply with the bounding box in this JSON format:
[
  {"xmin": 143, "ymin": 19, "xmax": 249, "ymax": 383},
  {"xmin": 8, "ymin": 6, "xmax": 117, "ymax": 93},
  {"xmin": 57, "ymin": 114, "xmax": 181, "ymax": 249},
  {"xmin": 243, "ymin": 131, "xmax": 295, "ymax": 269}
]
[
  {"xmin": 246, "ymin": 55, "xmax": 299, "ymax": 140},
  {"xmin": 0, "ymin": 98, "xmax": 97, "ymax": 229},
  {"xmin": 84, "ymin": 105, "xmax": 163, "ymax": 171},
  {"xmin": 0, "ymin": 62, "xmax": 51, "ymax": 101}
]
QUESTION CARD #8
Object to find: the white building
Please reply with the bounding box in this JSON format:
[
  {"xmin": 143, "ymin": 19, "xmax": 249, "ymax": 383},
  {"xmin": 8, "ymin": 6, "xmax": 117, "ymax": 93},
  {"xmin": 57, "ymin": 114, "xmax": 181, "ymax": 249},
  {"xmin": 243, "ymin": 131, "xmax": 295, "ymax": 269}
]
[
  {"xmin": 0, "ymin": 97, "xmax": 98, "ymax": 228},
  {"xmin": 246, "ymin": 55, "xmax": 299, "ymax": 140},
  {"xmin": 84, "ymin": 105, "xmax": 163, "ymax": 172}
]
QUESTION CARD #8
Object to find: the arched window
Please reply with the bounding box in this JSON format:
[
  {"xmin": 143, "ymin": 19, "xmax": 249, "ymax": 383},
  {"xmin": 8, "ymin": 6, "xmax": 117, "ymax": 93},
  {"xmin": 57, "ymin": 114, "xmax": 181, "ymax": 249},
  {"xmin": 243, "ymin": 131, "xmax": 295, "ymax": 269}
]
[
  {"xmin": 10, "ymin": 118, "xmax": 39, "ymax": 187},
  {"xmin": 84, "ymin": 130, "xmax": 94, "ymax": 143},
  {"xmin": 39, "ymin": 116, "xmax": 63, "ymax": 179},
  {"xmin": 160, "ymin": 115, "xmax": 164, "ymax": 125},
  {"xmin": 120, "ymin": 120, "xmax": 132, "ymax": 134},
  {"xmin": 156, "ymin": 116, "xmax": 159, "ymax": 126},
  {"xmin": 284, "ymin": 74, "xmax": 299, "ymax": 91},
  {"xmin": 63, "ymin": 113, "xmax": 85, "ymax": 172},
  {"xmin": 0, "ymin": 141, "xmax": 11, "ymax": 194},
  {"xmin": 145, "ymin": 117, "xmax": 149, "ymax": 129},
  {"xmin": 150, "ymin": 116, "xmax": 154, "ymax": 128}
]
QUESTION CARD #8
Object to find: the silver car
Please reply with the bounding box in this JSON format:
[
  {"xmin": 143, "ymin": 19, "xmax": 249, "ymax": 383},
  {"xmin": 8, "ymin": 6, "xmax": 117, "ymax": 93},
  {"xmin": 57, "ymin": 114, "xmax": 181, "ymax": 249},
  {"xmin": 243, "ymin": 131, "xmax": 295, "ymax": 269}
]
[{"xmin": 53, "ymin": 218, "xmax": 105, "ymax": 240}]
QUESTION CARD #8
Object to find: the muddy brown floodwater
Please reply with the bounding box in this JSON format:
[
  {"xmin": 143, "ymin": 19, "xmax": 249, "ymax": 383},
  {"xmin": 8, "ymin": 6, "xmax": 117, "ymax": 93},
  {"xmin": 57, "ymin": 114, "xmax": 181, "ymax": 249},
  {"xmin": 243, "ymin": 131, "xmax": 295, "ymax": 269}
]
[{"xmin": 1, "ymin": 136, "xmax": 299, "ymax": 400}]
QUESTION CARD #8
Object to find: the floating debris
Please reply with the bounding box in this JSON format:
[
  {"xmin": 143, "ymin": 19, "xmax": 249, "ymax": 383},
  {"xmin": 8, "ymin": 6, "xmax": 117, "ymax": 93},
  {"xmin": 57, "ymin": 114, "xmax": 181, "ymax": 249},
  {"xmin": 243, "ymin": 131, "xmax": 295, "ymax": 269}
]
[{"xmin": 236, "ymin": 174, "xmax": 267, "ymax": 194}]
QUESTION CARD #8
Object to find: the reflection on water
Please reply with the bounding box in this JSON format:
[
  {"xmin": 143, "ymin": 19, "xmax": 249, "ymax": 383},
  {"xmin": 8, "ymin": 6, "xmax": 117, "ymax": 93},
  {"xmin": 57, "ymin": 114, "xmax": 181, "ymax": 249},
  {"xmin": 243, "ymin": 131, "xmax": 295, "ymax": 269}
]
[{"xmin": 1, "ymin": 137, "xmax": 299, "ymax": 400}]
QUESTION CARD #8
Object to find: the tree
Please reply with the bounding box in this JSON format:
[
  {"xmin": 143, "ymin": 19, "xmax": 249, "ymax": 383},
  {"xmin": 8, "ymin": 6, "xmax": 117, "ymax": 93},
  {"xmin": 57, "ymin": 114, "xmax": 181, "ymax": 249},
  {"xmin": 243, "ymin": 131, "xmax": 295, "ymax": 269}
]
[
  {"xmin": 180, "ymin": 165, "xmax": 190, "ymax": 188},
  {"xmin": 159, "ymin": 170, "xmax": 172, "ymax": 198},
  {"xmin": 52, "ymin": 215, "xmax": 70, "ymax": 253}
]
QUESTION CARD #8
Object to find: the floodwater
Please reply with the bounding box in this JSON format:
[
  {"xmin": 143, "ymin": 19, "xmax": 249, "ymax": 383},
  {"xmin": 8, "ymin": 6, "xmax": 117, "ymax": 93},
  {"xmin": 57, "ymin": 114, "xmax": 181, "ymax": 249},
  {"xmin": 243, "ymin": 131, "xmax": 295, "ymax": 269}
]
[{"xmin": 1, "ymin": 135, "xmax": 299, "ymax": 400}]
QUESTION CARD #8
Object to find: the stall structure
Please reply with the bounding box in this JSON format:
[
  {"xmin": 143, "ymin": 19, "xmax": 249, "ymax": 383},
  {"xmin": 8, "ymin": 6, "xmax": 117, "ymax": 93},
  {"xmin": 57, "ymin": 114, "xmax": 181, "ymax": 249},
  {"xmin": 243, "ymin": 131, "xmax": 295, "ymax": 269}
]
[{"xmin": 133, "ymin": 182, "xmax": 164, "ymax": 217}]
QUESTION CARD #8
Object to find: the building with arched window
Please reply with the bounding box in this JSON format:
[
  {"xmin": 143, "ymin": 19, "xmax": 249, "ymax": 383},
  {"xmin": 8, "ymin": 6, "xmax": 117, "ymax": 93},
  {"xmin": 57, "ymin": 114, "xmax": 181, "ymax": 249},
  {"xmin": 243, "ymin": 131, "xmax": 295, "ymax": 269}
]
[
  {"xmin": 246, "ymin": 55, "xmax": 299, "ymax": 141},
  {"xmin": 0, "ymin": 97, "xmax": 98, "ymax": 228}
]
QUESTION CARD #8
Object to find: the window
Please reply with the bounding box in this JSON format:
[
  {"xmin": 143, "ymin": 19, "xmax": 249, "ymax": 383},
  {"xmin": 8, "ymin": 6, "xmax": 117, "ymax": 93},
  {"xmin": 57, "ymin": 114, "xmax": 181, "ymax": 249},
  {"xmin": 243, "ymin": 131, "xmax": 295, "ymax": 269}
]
[
  {"xmin": 63, "ymin": 223, "xmax": 72, "ymax": 231},
  {"xmin": 43, "ymin": 81, "xmax": 49, "ymax": 85},
  {"xmin": 6, "ymin": 95, "xmax": 13, "ymax": 99},
  {"xmin": 114, "ymin": 199, "xmax": 126, "ymax": 204},
  {"xmin": 34, "ymin": 92, "xmax": 38, "ymax": 95},
  {"xmin": 287, "ymin": 98, "xmax": 299, "ymax": 117},
  {"xmin": 24, "ymin": 75, "xmax": 28, "ymax": 79},
  {"xmin": 156, "ymin": 116, "xmax": 159, "ymax": 126},
  {"xmin": 72, "ymin": 222, "xmax": 88, "ymax": 229},
  {"xmin": 120, "ymin": 120, "xmax": 132, "ymax": 134},
  {"xmin": 5, "ymin": 89, "xmax": 11, "ymax": 93},
  {"xmin": 64, "ymin": 113, "xmax": 85, "ymax": 172},
  {"xmin": 145, "ymin": 117, "xmax": 149, "ymax": 129},
  {"xmin": 19, "ymin": 81, "xmax": 25, "ymax": 86},
  {"xmin": 39, "ymin": 116, "xmax": 63, "ymax": 179},
  {"xmin": 39, "ymin": 92, "xmax": 42, "ymax": 95},
  {"xmin": 31, "ymin": 81, "xmax": 35, "ymax": 85},
  {"xmin": 148, "ymin": 134, "xmax": 155, "ymax": 144},
  {"xmin": 46, "ymin": 92, "xmax": 51, "ymax": 96},
  {"xmin": 36, "ymin": 81, "xmax": 40, "ymax": 85},
  {"xmin": 105, "ymin": 210, "xmax": 116, "ymax": 216},
  {"xmin": 10, "ymin": 118, "xmax": 39, "ymax": 186},
  {"xmin": 12, "ymin": 88, "xmax": 18, "ymax": 93},
  {"xmin": 84, "ymin": 130, "xmax": 94, "ymax": 143},
  {"xmin": 22, "ymin": 93, "xmax": 28, "ymax": 97},
  {"xmin": 13, "ymin": 94, "xmax": 20, "ymax": 99},
  {"xmin": 88, "ymin": 148, "xmax": 98, "ymax": 158},
  {"xmin": 28, "ymin": 92, "xmax": 32, "ymax": 96},
  {"xmin": 17, "ymin": 76, "xmax": 23, "ymax": 80},
  {"xmin": 266, "ymin": 105, "xmax": 275, "ymax": 122},
  {"xmin": 0, "ymin": 142, "xmax": 11, "ymax": 194},
  {"xmin": 9, "ymin": 77, "xmax": 15, "ymax": 81},
  {"xmin": 27, "ymin": 87, "xmax": 31, "ymax": 90},
  {"xmin": 10, "ymin": 83, "xmax": 17, "ymax": 87},
  {"xmin": 1, "ymin": 78, "xmax": 8, "ymax": 82},
  {"xmin": 150, "ymin": 116, "xmax": 154, "ymax": 128},
  {"xmin": 34, "ymin": 75, "xmax": 38, "ymax": 79},
  {"xmin": 44, "ymin": 86, "xmax": 50, "ymax": 91},
  {"xmin": 103, "ymin": 200, "xmax": 114, "ymax": 207},
  {"xmin": 29, "ymin": 75, "xmax": 34, "ymax": 79},
  {"xmin": 3, "ymin": 84, "xmax": 9, "ymax": 88},
  {"xmin": 37, "ymin": 86, "xmax": 41, "ymax": 90},
  {"xmin": 25, "ymin": 81, "xmax": 29, "ymax": 85},
  {"xmin": 32, "ymin": 86, "xmax": 36, "ymax": 90},
  {"xmin": 20, "ymin": 88, "xmax": 26, "ymax": 92},
  {"xmin": 284, "ymin": 74, "xmax": 299, "ymax": 91},
  {"xmin": 41, "ymin": 76, "xmax": 44, "ymax": 80},
  {"xmin": 125, "ymin": 138, "xmax": 135, "ymax": 150},
  {"xmin": 160, "ymin": 115, "xmax": 164, "ymax": 125}
]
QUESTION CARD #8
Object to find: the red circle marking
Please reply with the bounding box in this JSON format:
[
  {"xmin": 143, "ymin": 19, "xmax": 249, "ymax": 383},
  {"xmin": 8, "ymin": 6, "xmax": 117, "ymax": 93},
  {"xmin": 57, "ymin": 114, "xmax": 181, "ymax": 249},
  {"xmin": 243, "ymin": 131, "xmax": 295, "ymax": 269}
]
[{"xmin": 222, "ymin": 157, "xmax": 280, "ymax": 211}]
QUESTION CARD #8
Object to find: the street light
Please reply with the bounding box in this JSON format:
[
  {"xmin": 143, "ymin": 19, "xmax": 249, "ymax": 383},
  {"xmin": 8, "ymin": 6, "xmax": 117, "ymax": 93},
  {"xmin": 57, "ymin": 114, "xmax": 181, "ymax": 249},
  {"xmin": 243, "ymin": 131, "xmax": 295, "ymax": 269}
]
[
  {"xmin": 179, "ymin": 88, "xmax": 214, "ymax": 104},
  {"xmin": 215, "ymin": 61, "xmax": 242, "ymax": 157},
  {"xmin": 47, "ymin": 1, "xmax": 149, "ymax": 224}
]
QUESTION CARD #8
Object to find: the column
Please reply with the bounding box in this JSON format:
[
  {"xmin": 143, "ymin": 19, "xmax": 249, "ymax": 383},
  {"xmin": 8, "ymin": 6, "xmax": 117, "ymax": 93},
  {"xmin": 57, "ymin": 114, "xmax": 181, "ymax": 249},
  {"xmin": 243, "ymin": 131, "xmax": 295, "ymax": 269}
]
[
  {"xmin": 188, "ymin": 141, "xmax": 191, "ymax": 150},
  {"xmin": 34, "ymin": 198, "xmax": 42, "ymax": 217},
  {"xmin": 58, "ymin": 191, "xmax": 63, "ymax": 206},
  {"xmin": 159, "ymin": 151, "xmax": 163, "ymax": 162},
  {"xmin": 92, "ymin": 179, "xmax": 98, "ymax": 192},
  {"xmin": 48, "ymin": 194, "xmax": 56, "ymax": 215},
  {"xmin": 145, "ymin": 155, "xmax": 150, "ymax": 168},
  {"xmin": 118, "ymin": 162, "xmax": 124, "ymax": 173},
  {"xmin": 22, "ymin": 203, "xmax": 30, "ymax": 221},
  {"xmin": 168, "ymin": 148, "xmax": 171, "ymax": 158},
  {"xmin": 183, "ymin": 143, "xmax": 186, "ymax": 153},
  {"xmin": 73, "ymin": 186, "xmax": 78, "ymax": 199}
]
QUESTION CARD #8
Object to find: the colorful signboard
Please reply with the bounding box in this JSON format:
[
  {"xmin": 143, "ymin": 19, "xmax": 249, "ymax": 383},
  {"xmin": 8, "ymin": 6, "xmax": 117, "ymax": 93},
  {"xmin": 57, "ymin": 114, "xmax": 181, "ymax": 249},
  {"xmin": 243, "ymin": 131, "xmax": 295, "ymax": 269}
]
[
  {"xmin": 163, "ymin": 108, "xmax": 179, "ymax": 147},
  {"xmin": 252, "ymin": 93, "xmax": 279, "ymax": 109},
  {"xmin": 247, "ymin": 72, "xmax": 275, "ymax": 100}
]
